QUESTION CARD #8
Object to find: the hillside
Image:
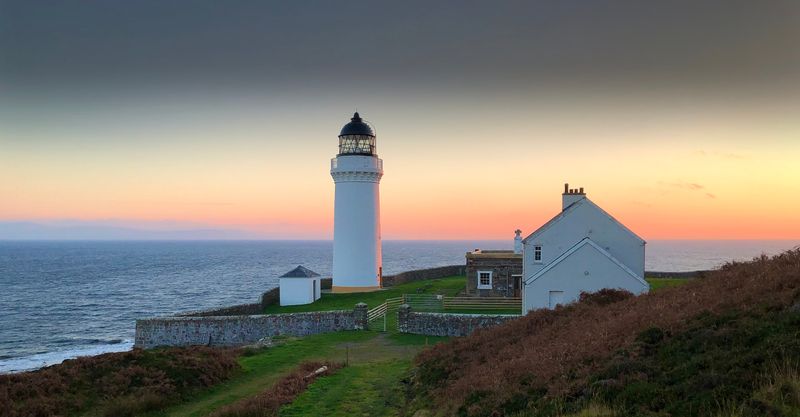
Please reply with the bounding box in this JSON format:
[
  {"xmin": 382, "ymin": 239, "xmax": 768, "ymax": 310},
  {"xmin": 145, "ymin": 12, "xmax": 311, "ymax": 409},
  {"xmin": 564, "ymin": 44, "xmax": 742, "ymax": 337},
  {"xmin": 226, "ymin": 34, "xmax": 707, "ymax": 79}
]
[{"xmin": 408, "ymin": 249, "xmax": 800, "ymax": 417}]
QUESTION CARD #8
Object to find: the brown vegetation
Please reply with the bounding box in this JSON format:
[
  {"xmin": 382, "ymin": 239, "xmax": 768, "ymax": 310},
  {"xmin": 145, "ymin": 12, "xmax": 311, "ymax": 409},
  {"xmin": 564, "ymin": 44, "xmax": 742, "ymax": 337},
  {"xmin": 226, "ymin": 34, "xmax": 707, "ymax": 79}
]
[
  {"xmin": 411, "ymin": 249, "xmax": 800, "ymax": 416},
  {"xmin": 207, "ymin": 361, "xmax": 341, "ymax": 417},
  {"xmin": 0, "ymin": 346, "xmax": 240, "ymax": 417}
]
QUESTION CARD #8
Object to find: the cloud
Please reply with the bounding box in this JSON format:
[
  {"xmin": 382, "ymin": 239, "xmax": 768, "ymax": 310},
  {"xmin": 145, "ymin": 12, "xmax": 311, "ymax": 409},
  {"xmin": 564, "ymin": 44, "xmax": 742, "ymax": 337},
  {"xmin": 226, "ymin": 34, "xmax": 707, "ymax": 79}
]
[
  {"xmin": 662, "ymin": 181, "xmax": 705, "ymax": 191},
  {"xmin": 694, "ymin": 150, "xmax": 748, "ymax": 160},
  {"xmin": 658, "ymin": 181, "xmax": 717, "ymax": 199}
]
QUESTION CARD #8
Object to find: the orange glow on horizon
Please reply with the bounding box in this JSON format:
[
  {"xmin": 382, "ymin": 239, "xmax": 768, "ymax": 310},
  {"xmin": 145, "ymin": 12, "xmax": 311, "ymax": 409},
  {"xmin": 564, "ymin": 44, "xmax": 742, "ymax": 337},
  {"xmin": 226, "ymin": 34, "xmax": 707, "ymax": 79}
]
[{"xmin": 2, "ymin": 95, "xmax": 799, "ymax": 240}]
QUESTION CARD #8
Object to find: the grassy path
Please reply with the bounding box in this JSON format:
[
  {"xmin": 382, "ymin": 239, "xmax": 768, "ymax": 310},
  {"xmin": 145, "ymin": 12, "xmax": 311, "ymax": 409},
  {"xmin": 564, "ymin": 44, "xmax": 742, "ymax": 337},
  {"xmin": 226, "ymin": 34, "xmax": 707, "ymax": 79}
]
[
  {"xmin": 152, "ymin": 331, "xmax": 444, "ymax": 417},
  {"xmin": 152, "ymin": 331, "xmax": 374, "ymax": 417},
  {"xmin": 280, "ymin": 359, "xmax": 410, "ymax": 417}
]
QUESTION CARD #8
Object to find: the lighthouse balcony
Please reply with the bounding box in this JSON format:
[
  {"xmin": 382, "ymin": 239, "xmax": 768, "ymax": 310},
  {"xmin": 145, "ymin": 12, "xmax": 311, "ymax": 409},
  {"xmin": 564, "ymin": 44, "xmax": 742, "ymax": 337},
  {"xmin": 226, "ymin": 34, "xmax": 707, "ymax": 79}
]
[{"xmin": 331, "ymin": 155, "xmax": 383, "ymax": 172}]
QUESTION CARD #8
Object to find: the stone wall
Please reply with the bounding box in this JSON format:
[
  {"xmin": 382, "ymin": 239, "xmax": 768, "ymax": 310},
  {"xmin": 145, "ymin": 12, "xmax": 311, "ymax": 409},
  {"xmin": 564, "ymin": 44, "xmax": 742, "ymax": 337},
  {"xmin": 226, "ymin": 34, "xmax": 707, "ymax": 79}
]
[
  {"xmin": 397, "ymin": 304, "xmax": 519, "ymax": 337},
  {"xmin": 136, "ymin": 304, "xmax": 368, "ymax": 349},
  {"xmin": 181, "ymin": 303, "xmax": 263, "ymax": 317},
  {"xmin": 382, "ymin": 265, "xmax": 466, "ymax": 287},
  {"xmin": 466, "ymin": 255, "xmax": 523, "ymax": 297}
]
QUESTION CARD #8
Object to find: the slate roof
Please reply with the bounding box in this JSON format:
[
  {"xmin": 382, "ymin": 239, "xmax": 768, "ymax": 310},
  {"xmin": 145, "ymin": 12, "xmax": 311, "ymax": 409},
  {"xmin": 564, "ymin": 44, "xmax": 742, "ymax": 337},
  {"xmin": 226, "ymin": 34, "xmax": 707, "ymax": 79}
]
[{"xmin": 280, "ymin": 265, "xmax": 321, "ymax": 278}]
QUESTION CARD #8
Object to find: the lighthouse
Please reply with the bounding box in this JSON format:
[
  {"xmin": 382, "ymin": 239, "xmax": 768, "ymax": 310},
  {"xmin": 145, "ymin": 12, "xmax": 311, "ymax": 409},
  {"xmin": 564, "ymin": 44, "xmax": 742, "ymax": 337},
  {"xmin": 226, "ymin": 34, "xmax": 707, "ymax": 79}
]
[{"xmin": 330, "ymin": 112, "xmax": 383, "ymax": 292}]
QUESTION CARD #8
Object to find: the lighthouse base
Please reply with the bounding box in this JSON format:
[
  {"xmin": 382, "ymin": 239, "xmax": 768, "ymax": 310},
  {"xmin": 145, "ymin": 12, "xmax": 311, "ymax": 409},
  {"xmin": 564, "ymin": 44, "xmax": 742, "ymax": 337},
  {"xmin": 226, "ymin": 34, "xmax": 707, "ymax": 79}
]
[{"xmin": 331, "ymin": 285, "xmax": 382, "ymax": 294}]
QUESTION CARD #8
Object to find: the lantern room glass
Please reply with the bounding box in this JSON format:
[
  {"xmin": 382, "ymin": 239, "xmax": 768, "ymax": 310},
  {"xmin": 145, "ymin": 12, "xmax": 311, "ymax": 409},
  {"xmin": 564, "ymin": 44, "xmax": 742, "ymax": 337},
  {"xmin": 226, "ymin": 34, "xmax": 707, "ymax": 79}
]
[{"xmin": 338, "ymin": 134, "xmax": 376, "ymax": 156}]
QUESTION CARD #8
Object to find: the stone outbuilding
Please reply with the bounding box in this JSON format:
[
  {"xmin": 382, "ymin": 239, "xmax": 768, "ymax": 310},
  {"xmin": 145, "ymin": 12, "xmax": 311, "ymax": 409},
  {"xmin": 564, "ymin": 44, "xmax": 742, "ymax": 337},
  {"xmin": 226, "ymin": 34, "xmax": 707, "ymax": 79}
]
[
  {"xmin": 465, "ymin": 232, "xmax": 523, "ymax": 297},
  {"xmin": 279, "ymin": 265, "xmax": 322, "ymax": 306}
]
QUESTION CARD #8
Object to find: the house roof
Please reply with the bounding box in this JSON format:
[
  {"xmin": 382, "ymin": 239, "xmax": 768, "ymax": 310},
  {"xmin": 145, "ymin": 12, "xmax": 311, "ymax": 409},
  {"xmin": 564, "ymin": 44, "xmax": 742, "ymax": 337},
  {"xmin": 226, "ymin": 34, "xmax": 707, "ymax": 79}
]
[
  {"xmin": 523, "ymin": 237, "xmax": 648, "ymax": 287},
  {"xmin": 280, "ymin": 265, "xmax": 321, "ymax": 278},
  {"xmin": 466, "ymin": 250, "xmax": 521, "ymax": 260},
  {"xmin": 522, "ymin": 197, "xmax": 646, "ymax": 245}
]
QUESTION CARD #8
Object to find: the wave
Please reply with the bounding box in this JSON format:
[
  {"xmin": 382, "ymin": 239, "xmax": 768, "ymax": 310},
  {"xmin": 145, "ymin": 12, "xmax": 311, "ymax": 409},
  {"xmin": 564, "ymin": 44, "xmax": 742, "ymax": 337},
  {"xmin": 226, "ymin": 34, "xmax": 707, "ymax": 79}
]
[
  {"xmin": 49, "ymin": 338, "xmax": 126, "ymax": 346},
  {"xmin": 0, "ymin": 340, "xmax": 134, "ymax": 374}
]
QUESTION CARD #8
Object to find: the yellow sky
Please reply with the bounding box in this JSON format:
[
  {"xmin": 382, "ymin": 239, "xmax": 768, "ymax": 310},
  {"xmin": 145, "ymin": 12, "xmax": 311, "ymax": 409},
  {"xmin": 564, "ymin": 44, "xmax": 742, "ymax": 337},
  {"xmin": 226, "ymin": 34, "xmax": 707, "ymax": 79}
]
[{"xmin": 2, "ymin": 91, "xmax": 798, "ymax": 239}]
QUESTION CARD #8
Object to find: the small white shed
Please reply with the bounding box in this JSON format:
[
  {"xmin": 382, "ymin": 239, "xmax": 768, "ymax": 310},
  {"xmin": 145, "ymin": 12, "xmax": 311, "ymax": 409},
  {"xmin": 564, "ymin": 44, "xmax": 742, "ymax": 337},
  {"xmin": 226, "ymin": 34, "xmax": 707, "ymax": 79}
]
[{"xmin": 279, "ymin": 265, "xmax": 322, "ymax": 306}]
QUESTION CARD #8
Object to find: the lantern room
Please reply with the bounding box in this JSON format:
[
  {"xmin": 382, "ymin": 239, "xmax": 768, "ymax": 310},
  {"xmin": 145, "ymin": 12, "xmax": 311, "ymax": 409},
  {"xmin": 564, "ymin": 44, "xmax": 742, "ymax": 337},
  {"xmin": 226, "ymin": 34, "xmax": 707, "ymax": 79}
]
[{"xmin": 338, "ymin": 112, "xmax": 376, "ymax": 156}]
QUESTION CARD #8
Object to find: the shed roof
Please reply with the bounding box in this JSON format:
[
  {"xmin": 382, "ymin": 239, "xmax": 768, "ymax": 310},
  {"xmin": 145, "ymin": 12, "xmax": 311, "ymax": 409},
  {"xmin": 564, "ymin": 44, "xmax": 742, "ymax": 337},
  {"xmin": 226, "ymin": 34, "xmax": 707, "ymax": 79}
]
[
  {"xmin": 280, "ymin": 265, "xmax": 321, "ymax": 278},
  {"xmin": 466, "ymin": 250, "xmax": 522, "ymax": 260}
]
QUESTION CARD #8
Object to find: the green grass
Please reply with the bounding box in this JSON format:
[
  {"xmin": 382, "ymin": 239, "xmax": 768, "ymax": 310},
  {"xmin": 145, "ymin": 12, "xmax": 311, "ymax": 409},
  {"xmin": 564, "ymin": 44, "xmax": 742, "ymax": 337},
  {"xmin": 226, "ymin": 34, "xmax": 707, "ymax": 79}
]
[
  {"xmin": 151, "ymin": 331, "xmax": 375, "ymax": 417},
  {"xmin": 645, "ymin": 277, "xmax": 690, "ymax": 291},
  {"xmin": 265, "ymin": 276, "xmax": 687, "ymax": 317},
  {"xmin": 280, "ymin": 359, "xmax": 410, "ymax": 417},
  {"xmin": 152, "ymin": 329, "xmax": 447, "ymax": 417},
  {"xmin": 263, "ymin": 275, "xmax": 466, "ymax": 314}
]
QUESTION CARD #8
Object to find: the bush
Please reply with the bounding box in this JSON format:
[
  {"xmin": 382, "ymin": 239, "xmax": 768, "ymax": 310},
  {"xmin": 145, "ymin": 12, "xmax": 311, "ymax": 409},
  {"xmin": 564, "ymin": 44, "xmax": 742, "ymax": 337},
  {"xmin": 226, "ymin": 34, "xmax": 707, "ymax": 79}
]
[
  {"xmin": 409, "ymin": 249, "xmax": 800, "ymax": 416},
  {"xmin": 0, "ymin": 346, "xmax": 240, "ymax": 417}
]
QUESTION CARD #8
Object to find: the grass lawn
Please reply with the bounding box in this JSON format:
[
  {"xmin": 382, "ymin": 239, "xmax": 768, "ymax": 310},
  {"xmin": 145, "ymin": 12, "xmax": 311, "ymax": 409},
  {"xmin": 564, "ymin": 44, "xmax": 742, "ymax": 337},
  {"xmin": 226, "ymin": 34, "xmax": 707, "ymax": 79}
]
[
  {"xmin": 150, "ymin": 330, "xmax": 448, "ymax": 417},
  {"xmin": 263, "ymin": 275, "xmax": 466, "ymax": 314},
  {"xmin": 150, "ymin": 331, "xmax": 374, "ymax": 417},
  {"xmin": 280, "ymin": 359, "xmax": 410, "ymax": 417}
]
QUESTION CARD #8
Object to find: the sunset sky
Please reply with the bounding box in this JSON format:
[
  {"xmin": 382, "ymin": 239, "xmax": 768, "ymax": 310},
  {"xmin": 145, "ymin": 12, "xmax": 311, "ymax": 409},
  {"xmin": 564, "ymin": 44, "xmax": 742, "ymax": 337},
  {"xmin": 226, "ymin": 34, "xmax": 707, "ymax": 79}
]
[{"xmin": 1, "ymin": 1, "xmax": 799, "ymax": 239}]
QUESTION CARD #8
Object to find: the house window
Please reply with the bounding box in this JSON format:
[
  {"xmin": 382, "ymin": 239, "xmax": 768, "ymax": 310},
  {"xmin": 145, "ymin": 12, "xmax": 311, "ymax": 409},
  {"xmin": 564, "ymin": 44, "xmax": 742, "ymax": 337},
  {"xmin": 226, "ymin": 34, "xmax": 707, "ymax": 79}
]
[
  {"xmin": 534, "ymin": 246, "xmax": 542, "ymax": 263},
  {"xmin": 477, "ymin": 271, "xmax": 493, "ymax": 289}
]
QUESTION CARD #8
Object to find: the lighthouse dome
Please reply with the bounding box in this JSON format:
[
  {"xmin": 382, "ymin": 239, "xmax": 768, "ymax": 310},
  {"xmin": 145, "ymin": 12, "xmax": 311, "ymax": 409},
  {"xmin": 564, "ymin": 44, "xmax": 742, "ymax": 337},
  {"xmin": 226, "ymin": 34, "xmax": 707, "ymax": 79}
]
[{"xmin": 339, "ymin": 112, "xmax": 375, "ymax": 137}]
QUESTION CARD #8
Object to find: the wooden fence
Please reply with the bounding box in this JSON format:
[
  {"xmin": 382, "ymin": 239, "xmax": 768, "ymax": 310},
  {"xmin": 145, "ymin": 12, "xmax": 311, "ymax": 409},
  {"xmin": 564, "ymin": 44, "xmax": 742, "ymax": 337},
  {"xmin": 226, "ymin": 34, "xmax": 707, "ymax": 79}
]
[
  {"xmin": 442, "ymin": 296, "xmax": 521, "ymax": 311},
  {"xmin": 367, "ymin": 297, "xmax": 404, "ymax": 330},
  {"xmin": 367, "ymin": 294, "xmax": 521, "ymax": 332}
]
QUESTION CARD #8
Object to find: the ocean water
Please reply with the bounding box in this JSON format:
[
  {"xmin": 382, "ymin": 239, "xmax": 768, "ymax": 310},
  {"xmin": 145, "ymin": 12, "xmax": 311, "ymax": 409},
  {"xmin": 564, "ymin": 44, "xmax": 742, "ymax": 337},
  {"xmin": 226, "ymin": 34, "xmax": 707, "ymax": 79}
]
[{"xmin": 0, "ymin": 239, "xmax": 797, "ymax": 373}]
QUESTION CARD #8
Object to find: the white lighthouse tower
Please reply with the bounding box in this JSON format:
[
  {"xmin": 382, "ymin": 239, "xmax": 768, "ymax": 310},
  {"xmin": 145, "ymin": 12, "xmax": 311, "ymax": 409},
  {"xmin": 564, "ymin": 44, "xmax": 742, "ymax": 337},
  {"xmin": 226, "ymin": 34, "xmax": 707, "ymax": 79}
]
[{"xmin": 330, "ymin": 112, "xmax": 383, "ymax": 293}]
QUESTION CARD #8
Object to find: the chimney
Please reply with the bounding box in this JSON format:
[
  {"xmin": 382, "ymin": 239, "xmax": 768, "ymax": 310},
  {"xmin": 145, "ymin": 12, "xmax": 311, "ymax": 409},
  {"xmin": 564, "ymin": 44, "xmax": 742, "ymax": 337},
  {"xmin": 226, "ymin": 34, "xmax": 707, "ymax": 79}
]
[
  {"xmin": 513, "ymin": 229, "xmax": 522, "ymax": 254},
  {"xmin": 562, "ymin": 183, "xmax": 586, "ymax": 210}
]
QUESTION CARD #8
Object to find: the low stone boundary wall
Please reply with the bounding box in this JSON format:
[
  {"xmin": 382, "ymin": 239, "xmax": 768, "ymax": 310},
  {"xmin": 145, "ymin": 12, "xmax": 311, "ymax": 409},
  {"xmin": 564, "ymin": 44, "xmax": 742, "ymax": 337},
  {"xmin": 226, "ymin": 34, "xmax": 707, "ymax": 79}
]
[
  {"xmin": 382, "ymin": 265, "xmax": 466, "ymax": 287},
  {"xmin": 397, "ymin": 304, "xmax": 519, "ymax": 337},
  {"xmin": 136, "ymin": 303, "xmax": 368, "ymax": 348},
  {"xmin": 181, "ymin": 303, "xmax": 263, "ymax": 317}
]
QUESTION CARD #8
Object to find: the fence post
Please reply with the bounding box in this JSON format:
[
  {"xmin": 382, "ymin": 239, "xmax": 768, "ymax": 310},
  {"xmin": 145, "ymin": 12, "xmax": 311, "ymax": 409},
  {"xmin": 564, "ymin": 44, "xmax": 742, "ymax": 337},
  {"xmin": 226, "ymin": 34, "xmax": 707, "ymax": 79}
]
[
  {"xmin": 354, "ymin": 302, "xmax": 369, "ymax": 330},
  {"xmin": 398, "ymin": 304, "xmax": 411, "ymax": 333}
]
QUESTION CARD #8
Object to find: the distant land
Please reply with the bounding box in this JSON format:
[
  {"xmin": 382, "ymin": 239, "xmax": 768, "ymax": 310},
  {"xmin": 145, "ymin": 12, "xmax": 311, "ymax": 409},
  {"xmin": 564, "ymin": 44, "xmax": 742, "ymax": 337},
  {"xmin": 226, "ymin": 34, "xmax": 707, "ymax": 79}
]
[{"xmin": 0, "ymin": 221, "xmax": 263, "ymax": 240}]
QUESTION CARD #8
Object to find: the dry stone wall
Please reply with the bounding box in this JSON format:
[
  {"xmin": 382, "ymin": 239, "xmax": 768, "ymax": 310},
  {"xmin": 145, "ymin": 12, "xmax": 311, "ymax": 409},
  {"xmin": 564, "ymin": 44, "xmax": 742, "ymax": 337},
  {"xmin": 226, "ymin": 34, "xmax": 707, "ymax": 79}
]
[
  {"xmin": 136, "ymin": 304, "xmax": 368, "ymax": 349},
  {"xmin": 397, "ymin": 305, "xmax": 519, "ymax": 337},
  {"xmin": 382, "ymin": 265, "xmax": 465, "ymax": 287}
]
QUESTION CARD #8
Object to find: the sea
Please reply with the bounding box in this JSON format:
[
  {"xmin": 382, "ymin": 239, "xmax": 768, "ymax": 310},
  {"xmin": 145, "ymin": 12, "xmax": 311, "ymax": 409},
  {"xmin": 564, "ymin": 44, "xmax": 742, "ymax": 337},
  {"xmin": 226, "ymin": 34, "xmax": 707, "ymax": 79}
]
[{"xmin": 0, "ymin": 239, "xmax": 797, "ymax": 373}]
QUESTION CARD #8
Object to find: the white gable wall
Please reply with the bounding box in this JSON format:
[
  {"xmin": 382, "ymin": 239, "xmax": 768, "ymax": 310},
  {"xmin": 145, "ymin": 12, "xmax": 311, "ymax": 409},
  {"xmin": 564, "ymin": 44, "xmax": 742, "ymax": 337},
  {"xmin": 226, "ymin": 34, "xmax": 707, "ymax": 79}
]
[
  {"xmin": 523, "ymin": 199, "xmax": 644, "ymax": 281},
  {"xmin": 524, "ymin": 241, "xmax": 649, "ymax": 310},
  {"xmin": 279, "ymin": 278, "xmax": 321, "ymax": 306}
]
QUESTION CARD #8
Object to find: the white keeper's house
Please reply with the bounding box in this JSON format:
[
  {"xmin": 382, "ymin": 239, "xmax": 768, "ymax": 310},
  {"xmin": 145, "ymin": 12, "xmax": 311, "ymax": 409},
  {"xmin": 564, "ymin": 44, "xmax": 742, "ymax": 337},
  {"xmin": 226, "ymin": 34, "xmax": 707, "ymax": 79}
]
[{"xmin": 522, "ymin": 184, "xmax": 649, "ymax": 312}]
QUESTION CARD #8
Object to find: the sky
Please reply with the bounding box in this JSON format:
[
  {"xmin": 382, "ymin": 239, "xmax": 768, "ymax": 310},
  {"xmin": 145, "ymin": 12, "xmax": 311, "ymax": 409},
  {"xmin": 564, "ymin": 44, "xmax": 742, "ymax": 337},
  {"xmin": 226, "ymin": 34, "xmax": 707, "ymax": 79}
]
[{"xmin": 1, "ymin": 0, "xmax": 799, "ymax": 240}]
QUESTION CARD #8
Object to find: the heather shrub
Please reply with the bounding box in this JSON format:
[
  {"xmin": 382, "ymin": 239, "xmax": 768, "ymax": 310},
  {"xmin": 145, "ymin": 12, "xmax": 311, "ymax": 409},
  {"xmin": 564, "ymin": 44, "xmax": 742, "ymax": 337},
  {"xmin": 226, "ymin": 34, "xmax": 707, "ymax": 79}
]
[
  {"xmin": 0, "ymin": 346, "xmax": 240, "ymax": 417},
  {"xmin": 578, "ymin": 288, "xmax": 633, "ymax": 306},
  {"xmin": 409, "ymin": 249, "xmax": 800, "ymax": 416}
]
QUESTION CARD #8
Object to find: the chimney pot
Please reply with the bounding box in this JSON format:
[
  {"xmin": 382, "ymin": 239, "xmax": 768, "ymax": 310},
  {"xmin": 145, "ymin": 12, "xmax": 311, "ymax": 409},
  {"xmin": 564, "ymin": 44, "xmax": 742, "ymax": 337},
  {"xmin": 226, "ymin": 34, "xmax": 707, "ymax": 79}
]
[
  {"xmin": 579, "ymin": 187, "xmax": 584, "ymax": 194},
  {"xmin": 564, "ymin": 183, "xmax": 569, "ymax": 194}
]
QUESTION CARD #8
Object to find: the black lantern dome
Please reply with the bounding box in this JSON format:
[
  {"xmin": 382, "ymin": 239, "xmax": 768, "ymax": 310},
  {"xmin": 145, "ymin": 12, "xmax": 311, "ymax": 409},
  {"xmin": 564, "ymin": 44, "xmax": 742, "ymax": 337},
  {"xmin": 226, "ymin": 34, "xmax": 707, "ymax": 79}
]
[{"xmin": 338, "ymin": 112, "xmax": 376, "ymax": 156}]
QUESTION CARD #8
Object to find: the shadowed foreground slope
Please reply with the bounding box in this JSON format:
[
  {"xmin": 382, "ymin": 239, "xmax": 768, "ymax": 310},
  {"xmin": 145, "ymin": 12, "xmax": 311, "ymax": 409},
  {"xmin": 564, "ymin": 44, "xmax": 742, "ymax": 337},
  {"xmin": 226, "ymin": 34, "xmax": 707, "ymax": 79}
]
[{"xmin": 409, "ymin": 249, "xmax": 800, "ymax": 416}]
